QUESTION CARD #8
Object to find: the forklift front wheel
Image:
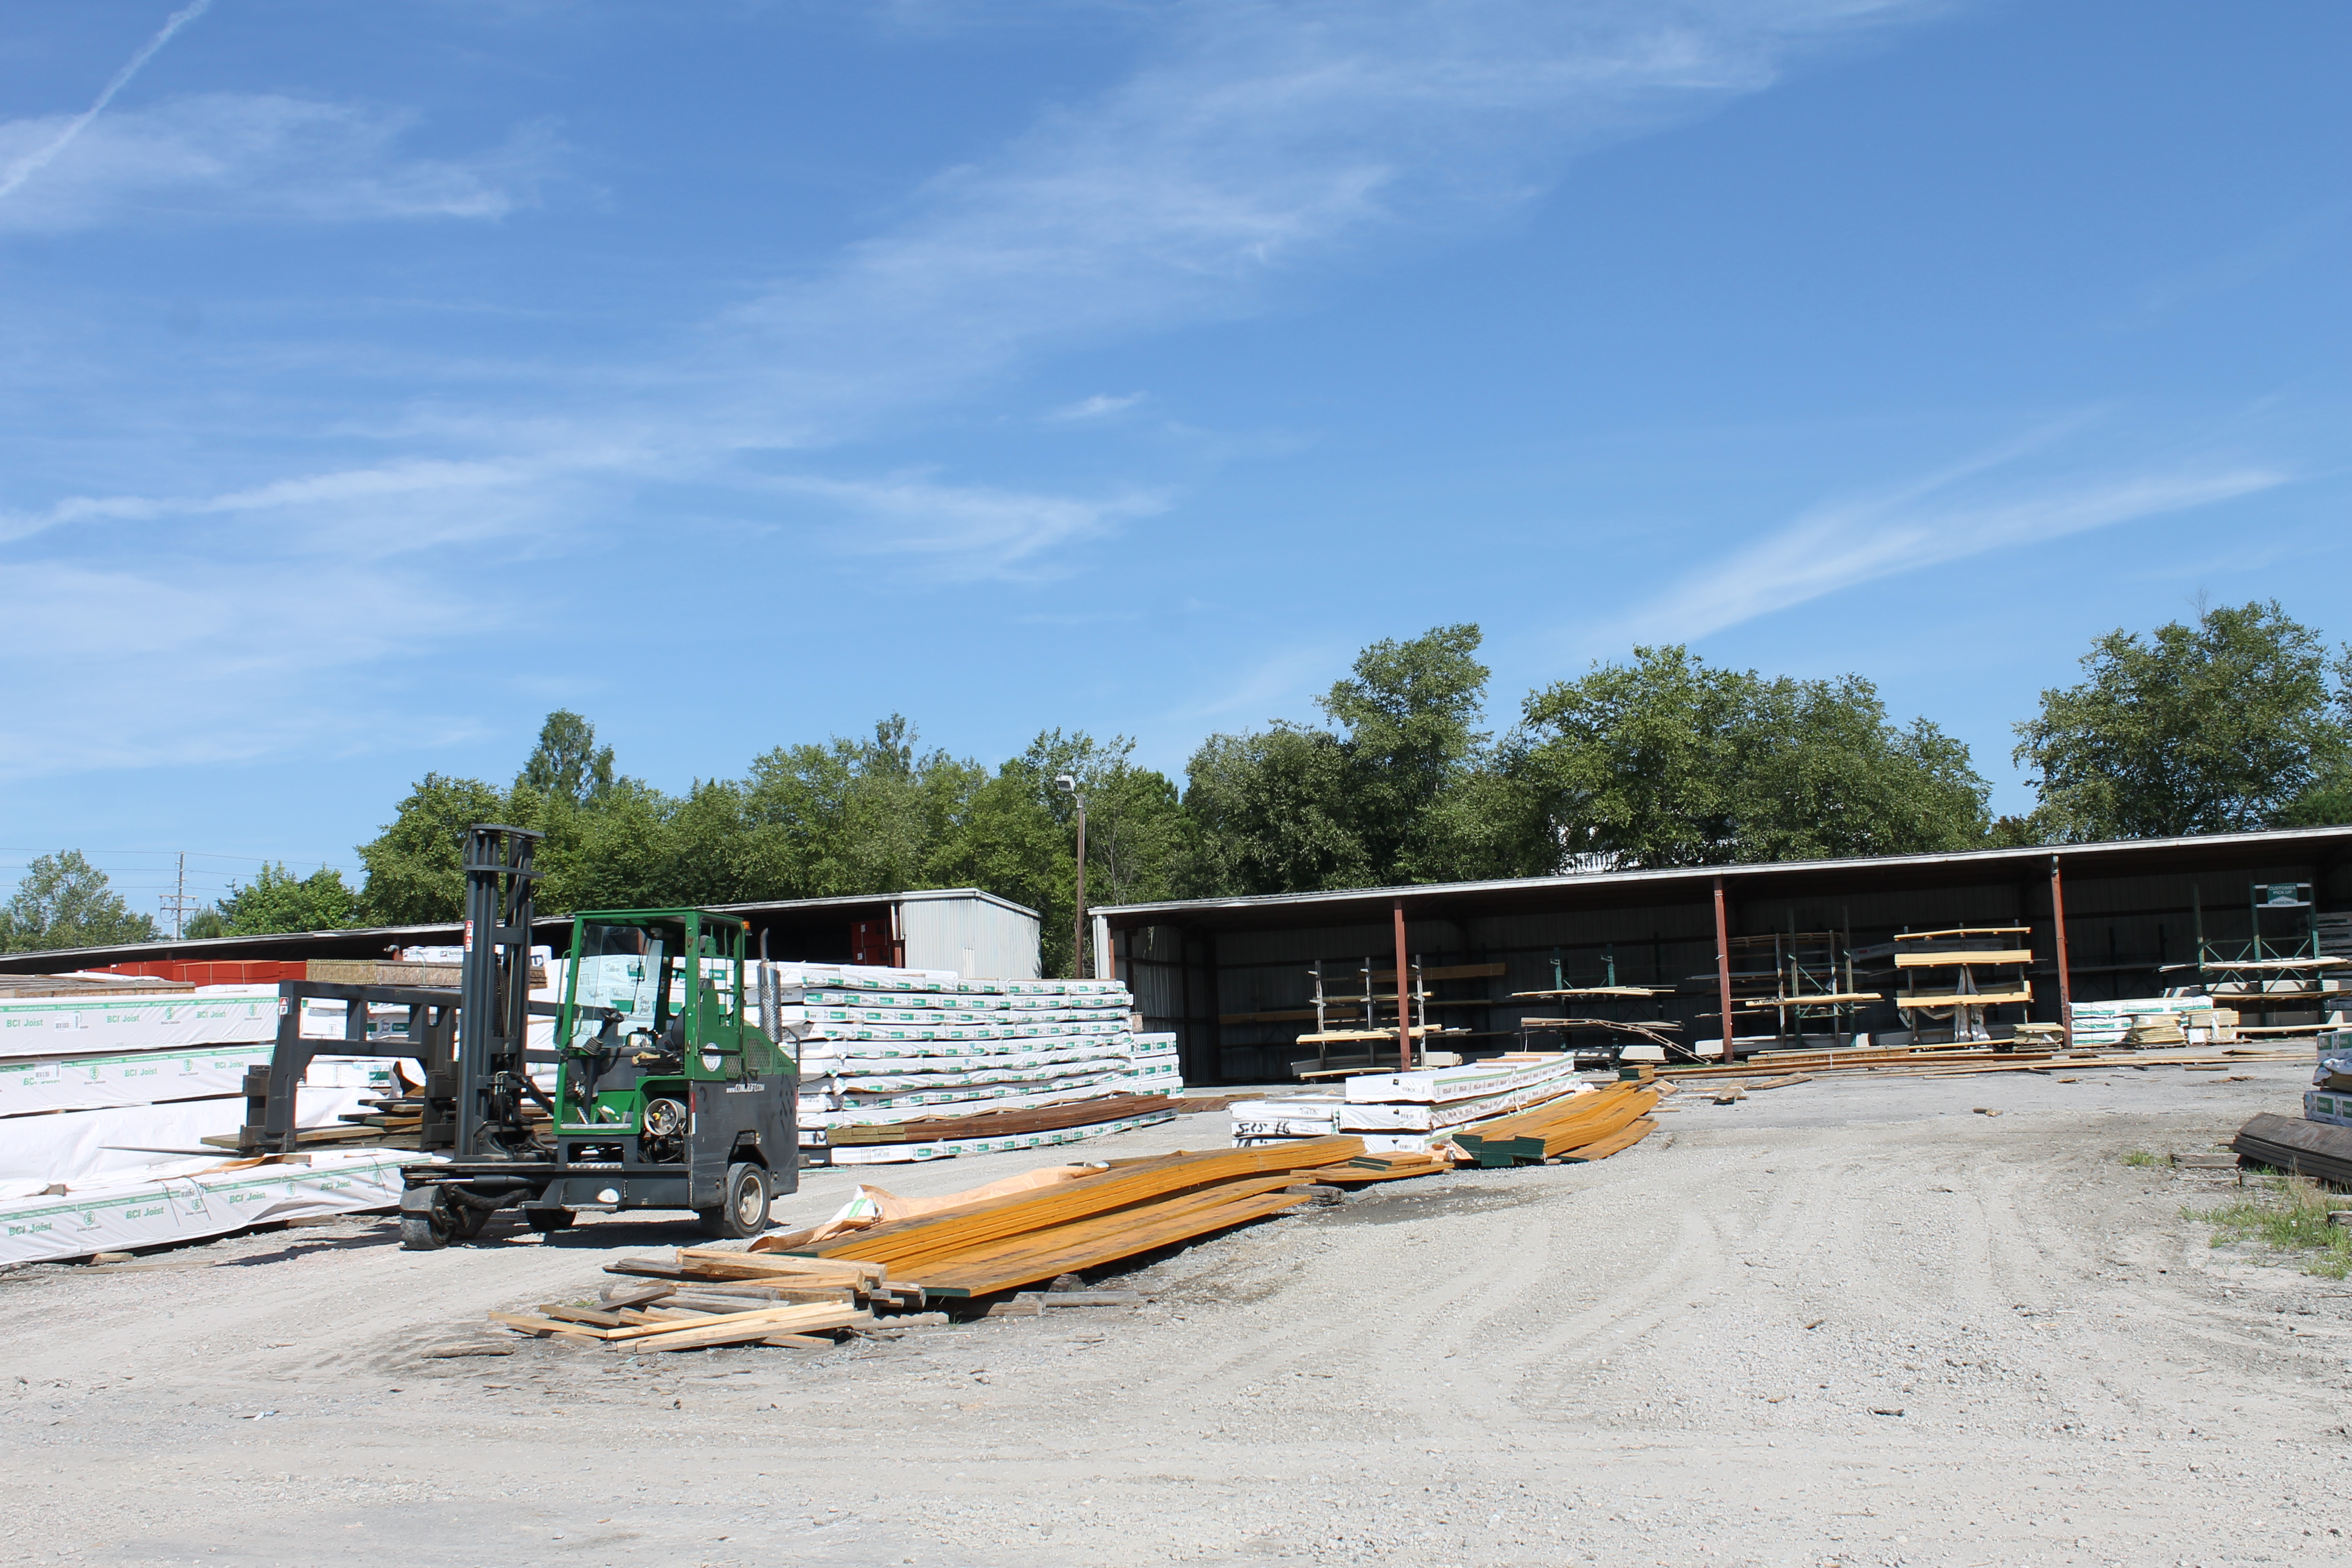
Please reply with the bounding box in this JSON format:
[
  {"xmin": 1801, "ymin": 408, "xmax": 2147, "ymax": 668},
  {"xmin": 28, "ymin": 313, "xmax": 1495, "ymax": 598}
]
[
  {"xmin": 698, "ymin": 1162, "xmax": 771, "ymax": 1239},
  {"xmin": 398, "ymin": 1212, "xmax": 448, "ymax": 1250}
]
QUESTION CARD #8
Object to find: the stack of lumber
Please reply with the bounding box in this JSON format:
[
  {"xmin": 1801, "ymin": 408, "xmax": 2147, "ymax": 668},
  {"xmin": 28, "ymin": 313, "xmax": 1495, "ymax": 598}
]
[
  {"xmin": 2068, "ymin": 998, "xmax": 2239, "ymax": 1048},
  {"xmin": 1450, "ymin": 1080, "xmax": 1662, "ymax": 1168},
  {"xmin": 492, "ymin": 1249, "xmax": 929, "ymax": 1352},
  {"xmin": 2232, "ymin": 1112, "xmax": 2352, "ymax": 1185},
  {"xmin": 785, "ymin": 964, "xmax": 1178, "ymax": 1165},
  {"xmin": 780, "ymin": 1137, "xmax": 1402, "ymax": 1297},
  {"xmin": 0, "ymin": 993, "xmax": 391, "ymax": 1190},
  {"xmin": 1235, "ymin": 1054, "xmax": 1589, "ymax": 1153},
  {"xmin": 0, "ymin": 972, "xmax": 192, "ymax": 999}
]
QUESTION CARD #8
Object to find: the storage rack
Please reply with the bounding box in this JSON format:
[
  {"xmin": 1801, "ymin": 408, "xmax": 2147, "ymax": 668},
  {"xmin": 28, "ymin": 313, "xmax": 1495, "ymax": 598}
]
[
  {"xmin": 1697, "ymin": 930, "xmax": 1879, "ymax": 1043},
  {"xmin": 2180, "ymin": 883, "xmax": 2348, "ymax": 1032},
  {"xmin": 1893, "ymin": 926, "xmax": 2034, "ymax": 1045}
]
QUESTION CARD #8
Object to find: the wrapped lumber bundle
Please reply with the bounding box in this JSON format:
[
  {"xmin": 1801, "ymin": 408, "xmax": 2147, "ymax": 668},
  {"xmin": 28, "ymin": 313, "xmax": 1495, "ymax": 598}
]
[
  {"xmin": 0, "ymin": 1148, "xmax": 413, "ymax": 1265},
  {"xmin": 2067, "ymin": 997, "xmax": 2240, "ymax": 1048},
  {"xmin": 780, "ymin": 964, "xmax": 1179, "ymax": 1164},
  {"xmin": 1232, "ymin": 1054, "xmax": 1592, "ymax": 1152},
  {"xmin": 1337, "ymin": 1052, "xmax": 1588, "ymax": 1152}
]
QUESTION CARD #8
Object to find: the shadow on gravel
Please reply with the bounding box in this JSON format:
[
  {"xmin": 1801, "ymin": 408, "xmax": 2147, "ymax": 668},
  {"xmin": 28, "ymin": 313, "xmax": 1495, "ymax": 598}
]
[{"xmin": 1307, "ymin": 1180, "xmax": 1542, "ymax": 1229}]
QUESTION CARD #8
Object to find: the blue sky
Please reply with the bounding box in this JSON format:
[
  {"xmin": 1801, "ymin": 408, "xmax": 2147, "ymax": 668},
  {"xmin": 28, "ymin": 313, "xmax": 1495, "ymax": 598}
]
[{"xmin": 3, "ymin": 1, "xmax": 2346, "ymax": 916}]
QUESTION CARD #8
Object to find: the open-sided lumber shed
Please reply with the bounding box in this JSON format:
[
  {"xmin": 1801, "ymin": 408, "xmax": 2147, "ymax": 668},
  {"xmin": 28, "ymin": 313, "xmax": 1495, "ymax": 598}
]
[{"xmin": 1091, "ymin": 826, "xmax": 2352, "ymax": 1084}]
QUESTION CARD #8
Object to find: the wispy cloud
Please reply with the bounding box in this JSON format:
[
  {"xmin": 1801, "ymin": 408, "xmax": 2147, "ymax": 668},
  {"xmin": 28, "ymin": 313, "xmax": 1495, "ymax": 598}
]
[
  {"xmin": 726, "ymin": 0, "xmax": 1937, "ymax": 426},
  {"xmin": 1612, "ymin": 429, "xmax": 2289, "ymax": 644},
  {"xmin": 775, "ymin": 473, "xmax": 1169, "ymax": 572},
  {"xmin": 1048, "ymin": 392, "xmax": 1147, "ymax": 422},
  {"xmin": 0, "ymin": 1, "xmax": 1953, "ymax": 778},
  {"xmin": 0, "ymin": 94, "xmax": 560, "ymax": 233},
  {"xmin": 0, "ymin": 0, "xmax": 214, "ymax": 205}
]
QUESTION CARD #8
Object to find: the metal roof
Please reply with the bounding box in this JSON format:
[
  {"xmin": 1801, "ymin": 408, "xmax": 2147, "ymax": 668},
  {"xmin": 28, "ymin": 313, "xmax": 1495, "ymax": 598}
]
[
  {"xmin": 0, "ymin": 886, "xmax": 1038, "ymax": 973},
  {"xmin": 1092, "ymin": 825, "xmax": 2352, "ymax": 932}
]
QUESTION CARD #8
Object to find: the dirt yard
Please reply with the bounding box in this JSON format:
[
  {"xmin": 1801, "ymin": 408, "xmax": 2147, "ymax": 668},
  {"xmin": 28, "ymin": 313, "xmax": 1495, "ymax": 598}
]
[{"xmin": 4, "ymin": 1061, "xmax": 2347, "ymax": 1567}]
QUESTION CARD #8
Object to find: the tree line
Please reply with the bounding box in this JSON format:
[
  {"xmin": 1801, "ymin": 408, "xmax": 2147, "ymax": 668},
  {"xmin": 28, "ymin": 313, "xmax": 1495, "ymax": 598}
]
[{"xmin": 8, "ymin": 600, "xmax": 2348, "ymax": 966}]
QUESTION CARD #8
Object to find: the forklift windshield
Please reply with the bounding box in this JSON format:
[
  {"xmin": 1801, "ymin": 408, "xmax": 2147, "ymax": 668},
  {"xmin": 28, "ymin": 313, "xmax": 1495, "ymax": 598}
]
[{"xmin": 567, "ymin": 921, "xmax": 674, "ymax": 1048}]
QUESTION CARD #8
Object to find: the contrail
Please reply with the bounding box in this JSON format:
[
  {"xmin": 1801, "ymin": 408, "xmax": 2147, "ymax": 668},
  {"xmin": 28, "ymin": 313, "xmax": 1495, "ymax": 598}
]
[{"xmin": 0, "ymin": 0, "xmax": 216, "ymax": 203}]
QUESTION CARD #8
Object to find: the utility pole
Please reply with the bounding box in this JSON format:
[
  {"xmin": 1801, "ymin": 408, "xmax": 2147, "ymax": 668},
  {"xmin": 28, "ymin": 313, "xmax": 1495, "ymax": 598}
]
[
  {"xmin": 159, "ymin": 852, "xmax": 199, "ymax": 939},
  {"xmin": 1056, "ymin": 775, "xmax": 1088, "ymax": 979}
]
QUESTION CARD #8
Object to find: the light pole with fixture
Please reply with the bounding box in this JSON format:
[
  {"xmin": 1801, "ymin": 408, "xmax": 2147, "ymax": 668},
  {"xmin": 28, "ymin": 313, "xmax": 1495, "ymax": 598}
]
[{"xmin": 1055, "ymin": 773, "xmax": 1087, "ymax": 979}]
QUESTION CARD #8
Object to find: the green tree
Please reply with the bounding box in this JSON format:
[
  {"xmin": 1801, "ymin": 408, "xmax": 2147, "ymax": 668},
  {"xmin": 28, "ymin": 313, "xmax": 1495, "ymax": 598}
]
[
  {"xmin": 937, "ymin": 729, "xmax": 1188, "ymax": 975},
  {"xmin": 1180, "ymin": 625, "xmax": 1520, "ymax": 894},
  {"xmin": 355, "ymin": 773, "xmax": 508, "ymax": 923},
  {"xmin": 1518, "ymin": 645, "xmax": 1991, "ymax": 867},
  {"xmin": 2015, "ymin": 601, "xmax": 2352, "ymax": 840},
  {"xmin": 1319, "ymin": 624, "xmax": 1493, "ymax": 879},
  {"xmin": 518, "ymin": 709, "xmax": 615, "ymax": 804},
  {"xmin": 0, "ymin": 851, "xmax": 158, "ymax": 951},
  {"xmin": 1182, "ymin": 725, "xmax": 1371, "ymax": 894},
  {"xmin": 219, "ymin": 863, "xmax": 361, "ymax": 934}
]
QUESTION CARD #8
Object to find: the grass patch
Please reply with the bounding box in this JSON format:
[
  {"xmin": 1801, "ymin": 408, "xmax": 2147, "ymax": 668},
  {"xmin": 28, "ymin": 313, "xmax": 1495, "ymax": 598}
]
[
  {"xmin": 2121, "ymin": 1149, "xmax": 2158, "ymax": 1167},
  {"xmin": 2187, "ymin": 1177, "xmax": 2352, "ymax": 1280}
]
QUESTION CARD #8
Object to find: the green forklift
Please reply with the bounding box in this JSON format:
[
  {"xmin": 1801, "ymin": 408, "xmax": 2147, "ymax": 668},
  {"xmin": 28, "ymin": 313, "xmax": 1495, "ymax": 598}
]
[{"xmin": 234, "ymin": 825, "xmax": 800, "ymax": 1248}]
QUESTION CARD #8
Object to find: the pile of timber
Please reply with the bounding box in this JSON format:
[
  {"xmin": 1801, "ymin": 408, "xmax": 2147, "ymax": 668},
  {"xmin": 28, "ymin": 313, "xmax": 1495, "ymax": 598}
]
[
  {"xmin": 492, "ymin": 1248, "xmax": 927, "ymax": 1352},
  {"xmin": 776, "ymin": 1136, "xmax": 1482, "ymax": 1299},
  {"xmin": 823, "ymin": 1091, "xmax": 1183, "ymax": 1150},
  {"xmin": 2232, "ymin": 1112, "xmax": 2352, "ymax": 1185},
  {"xmin": 1234, "ymin": 1052, "xmax": 1586, "ymax": 1152},
  {"xmin": 1450, "ymin": 1080, "xmax": 1662, "ymax": 1168},
  {"xmin": 1662, "ymin": 1044, "xmax": 2306, "ymax": 1083},
  {"xmin": 782, "ymin": 963, "xmax": 1182, "ymax": 1164}
]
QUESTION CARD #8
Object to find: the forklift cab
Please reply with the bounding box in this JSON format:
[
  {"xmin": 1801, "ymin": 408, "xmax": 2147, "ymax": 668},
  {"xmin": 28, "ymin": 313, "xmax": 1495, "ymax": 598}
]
[{"xmin": 542, "ymin": 908, "xmax": 797, "ymax": 1236}]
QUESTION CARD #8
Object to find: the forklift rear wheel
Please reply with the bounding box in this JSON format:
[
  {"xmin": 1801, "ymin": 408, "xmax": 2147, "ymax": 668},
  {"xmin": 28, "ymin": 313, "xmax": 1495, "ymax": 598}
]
[{"xmin": 697, "ymin": 1162, "xmax": 771, "ymax": 1239}]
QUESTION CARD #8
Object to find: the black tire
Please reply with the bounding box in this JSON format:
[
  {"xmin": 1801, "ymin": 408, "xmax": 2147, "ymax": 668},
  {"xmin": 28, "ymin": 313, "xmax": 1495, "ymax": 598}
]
[
  {"xmin": 399, "ymin": 1210, "xmax": 450, "ymax": 1250},
  {"xmin": 696, "ymin": 1162, "xmax": 771, "ymax": 1239},
  {"xmin": 523, "ymin": 1207, "xmax": 575, "ymax": 1233}
]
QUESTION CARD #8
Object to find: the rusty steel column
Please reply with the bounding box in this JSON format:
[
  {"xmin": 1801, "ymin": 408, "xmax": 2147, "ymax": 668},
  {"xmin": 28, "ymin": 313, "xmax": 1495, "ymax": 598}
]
[
  {"xmin": 1713, "ymin": 874, "xmax": 1735, "ymax": 1062},
  {"xmin": 2050, "ymin": 854, "xmax": 2073, "ymax": 1050},
  {"xmin": 1393, "ymin": 897, "xmax": 1413, "ymax": 1071}
]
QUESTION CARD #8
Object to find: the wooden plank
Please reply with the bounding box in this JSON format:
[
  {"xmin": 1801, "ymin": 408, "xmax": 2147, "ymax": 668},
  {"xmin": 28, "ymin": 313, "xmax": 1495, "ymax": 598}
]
[
  {"xmin": 488, "ymin": 1310, "xmax": 608, "ymax": 1342},
  {"xmin": 596, "ymin": 1281, "xmax": 677, "ymax": 1309},
  {"xmin": 1510, "ymin": 986, "xmax": 1673, "ymax": 999},
  {"xmin": 1894, "ymin": 927, "xmax": 2031, "ymax": 941},
  {"xmin": 1893, "ymin": 950, "xmax": 2033, "ymax": 967},
  {"xmin": 1555, "ymin": 1117, "xmax": 1658, "ymax": 1163},
  {"xmin": 533, "ymin": 1302, "xmax": 628, "ymax": 1329},
  {"xmin": 603, "ymin": 1302, "xmax": 869, "ymax": 1347},
  {"xmin": 1896, "ymin": 989, "xmax": 2035, "ymax": 1006},
  {"xmin": 682, "ymin": 1249, "xmax": 886, "ymax": 1287},
  {"xmin": 617, "ymin": 1308, "xmax": 871, "ymax": 1354}
]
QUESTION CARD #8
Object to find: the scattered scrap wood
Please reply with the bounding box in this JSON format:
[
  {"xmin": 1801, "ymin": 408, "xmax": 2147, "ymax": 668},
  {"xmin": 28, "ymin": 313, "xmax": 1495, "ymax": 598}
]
[{"xmin": 1745, "ymin": 1074, "xmax": 1813, "ymax": 1091}]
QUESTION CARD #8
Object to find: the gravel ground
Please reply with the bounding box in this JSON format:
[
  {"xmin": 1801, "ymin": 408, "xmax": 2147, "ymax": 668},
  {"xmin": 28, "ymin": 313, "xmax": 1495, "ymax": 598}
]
[{"xmin": 4, "ymin": 1059, "xmax": 2348, "ymax": 1568}]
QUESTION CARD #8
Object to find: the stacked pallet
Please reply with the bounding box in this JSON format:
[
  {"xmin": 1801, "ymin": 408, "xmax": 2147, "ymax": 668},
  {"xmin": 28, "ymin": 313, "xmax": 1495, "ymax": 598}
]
[{"xmin": 780, "ymin": 965, "xmax": 1181, "ymax": 1164}]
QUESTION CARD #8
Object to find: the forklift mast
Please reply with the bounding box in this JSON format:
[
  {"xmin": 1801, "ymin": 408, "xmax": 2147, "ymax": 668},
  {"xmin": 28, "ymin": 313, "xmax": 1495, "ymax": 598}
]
[{"xmin": 455, "ymin": 824, "xmax": 544, "ymax": 1158}]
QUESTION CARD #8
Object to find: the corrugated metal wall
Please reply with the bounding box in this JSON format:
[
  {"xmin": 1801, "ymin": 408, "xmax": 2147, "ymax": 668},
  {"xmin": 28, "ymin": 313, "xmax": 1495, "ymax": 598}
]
[
  {"xmin": 900, "ymin": 896, "xmax": 1041, "ymax": 981},
  {"xmin": 1114, "ymin": 852, "xmax": 2352, "ymax": 1083}
]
